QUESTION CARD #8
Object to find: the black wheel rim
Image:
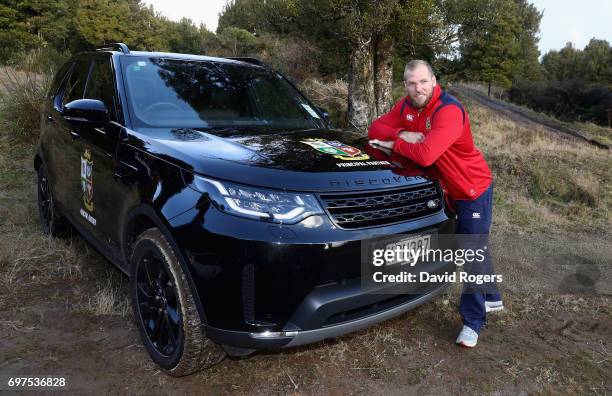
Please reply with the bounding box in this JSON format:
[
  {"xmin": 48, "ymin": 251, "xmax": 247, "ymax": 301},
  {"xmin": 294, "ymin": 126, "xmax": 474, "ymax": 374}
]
[
  {"xmin": 38, "ymin": 174, "xmax": 52, "ymax": 233},
  {"xmin": 136, "ymin": 252, "xmax": 181, "ymax": 357}
]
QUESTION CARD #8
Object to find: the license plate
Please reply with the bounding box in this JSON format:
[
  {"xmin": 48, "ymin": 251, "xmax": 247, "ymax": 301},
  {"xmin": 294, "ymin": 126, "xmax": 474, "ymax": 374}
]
[{"xmin": 384, "ymin": 234, "xmax": 432, "ymax": 265}]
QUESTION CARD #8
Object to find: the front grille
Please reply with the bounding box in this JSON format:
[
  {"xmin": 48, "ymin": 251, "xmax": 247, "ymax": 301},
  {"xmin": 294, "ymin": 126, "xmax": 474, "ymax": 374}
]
[{"xmin": 319, "ymin": 182, "xmax": 442, "ymax": 229}]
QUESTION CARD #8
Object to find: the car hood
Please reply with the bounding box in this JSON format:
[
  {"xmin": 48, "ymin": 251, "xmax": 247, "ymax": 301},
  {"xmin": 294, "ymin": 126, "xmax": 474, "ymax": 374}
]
[{"xmin": 127, "ymin": 127, "xmax": 435, "ymax": 192}]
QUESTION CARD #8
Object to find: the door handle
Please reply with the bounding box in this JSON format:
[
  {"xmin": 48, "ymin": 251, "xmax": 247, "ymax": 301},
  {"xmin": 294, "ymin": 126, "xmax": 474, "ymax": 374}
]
[{"xmin": 69, "ymin": 130, "xmax": 80, "ymax": 139}]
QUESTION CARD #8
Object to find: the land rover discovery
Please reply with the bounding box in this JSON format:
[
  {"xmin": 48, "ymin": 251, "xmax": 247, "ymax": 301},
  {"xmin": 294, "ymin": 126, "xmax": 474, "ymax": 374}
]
[{"xmin": 35, "ymin": 43, "xmax": 455, "ymax": 376}]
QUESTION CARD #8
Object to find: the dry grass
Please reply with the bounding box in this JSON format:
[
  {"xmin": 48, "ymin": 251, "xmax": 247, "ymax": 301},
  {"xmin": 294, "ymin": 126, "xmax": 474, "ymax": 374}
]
[
  {"xmin": 76, "ymin": 275, "xmax": 130, "ymax": 316},
  {"xmin": 0, "ymin": 48, "xmax": 68, "ymax": 145},
  {"xmin": 0, "ymin": 65, "xmax": 50, "ymax": 145},
  {"xmin": 570, "ymin": 120, "xmax": 612, "ymax": 146},
  {"xmin": 0, "ymin": 104, "xmax": 129, "ymax": 318},
  {"xmin": 462, "ymin": 95, "xmax": 612, "ymax": 234},
  {"xmin": 0, "ymin": 70, "xmax": 610, "ymax": 393},
  {"xmin": 459, "ymin": 82, "xmax": 612, "ymax": 147}
]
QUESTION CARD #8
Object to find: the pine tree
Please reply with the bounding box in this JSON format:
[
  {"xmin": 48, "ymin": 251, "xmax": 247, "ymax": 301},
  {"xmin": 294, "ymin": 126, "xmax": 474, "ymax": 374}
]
[{"xmin": 458, "ymin": 0, "xmax": 522, "ymax": 92}]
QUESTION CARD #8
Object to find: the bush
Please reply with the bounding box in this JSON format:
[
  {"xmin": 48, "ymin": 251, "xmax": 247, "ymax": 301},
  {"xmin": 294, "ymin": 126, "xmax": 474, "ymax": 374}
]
[
  {"xmin": 258, "ymin": 34, "xmax": 319, "ymax": 83},
  {"xmin": 508, "ymin": 78, "xmax": 612, "ymax": 127},
  {"xmin": 299, "ymin": 78, "xmax": 348, "ymax": 128},
  {"xmin": 0, "ymin": 48, "xmax": 66, "ymax": 144}
]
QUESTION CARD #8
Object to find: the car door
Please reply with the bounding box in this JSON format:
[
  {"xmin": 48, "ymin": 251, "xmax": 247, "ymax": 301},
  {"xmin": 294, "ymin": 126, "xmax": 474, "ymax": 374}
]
[
  {"xmin": 45, "ymin": 58, "xmax": 91, "ymax": 223},
  {"xmin": 74, "ymin": 53, "xmax": 127, "ymax": 254},
  {"xmin": 41, "ymin": 61, "xmax": 74, "ymax": 212}
]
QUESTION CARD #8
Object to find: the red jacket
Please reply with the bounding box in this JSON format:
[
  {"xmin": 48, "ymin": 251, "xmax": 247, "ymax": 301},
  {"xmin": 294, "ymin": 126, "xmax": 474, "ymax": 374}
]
[{"xmin": 368, "ymin": 85, "xmax": 492, "ymax": 200}]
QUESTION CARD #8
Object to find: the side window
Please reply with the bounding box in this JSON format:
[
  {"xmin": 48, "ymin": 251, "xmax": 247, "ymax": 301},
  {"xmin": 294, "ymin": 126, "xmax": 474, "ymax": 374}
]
[
  {"xmin": 61, "ymin": 60, "xmax": 90, "ymax": 109},
  {"xmin": 52, "ymin": 62, "xmax": 74, "ymax": 111},
  {"xmin": 49, "ymin": 62, "xmax": 72, "ymax": 99},
  {"xmin": 85, "ymin": 57, "xmax": 118, "ymax": 121}
]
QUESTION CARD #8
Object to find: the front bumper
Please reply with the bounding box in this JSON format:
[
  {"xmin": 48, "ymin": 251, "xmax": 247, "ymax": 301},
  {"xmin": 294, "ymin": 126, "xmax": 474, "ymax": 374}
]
[
  {"xmin": 206, "ymin": 280, "xmax": 449, "ymax": 351},
  {"xmin": 168, "ymin": 200, "xmax": 455, "ymax": 350}
]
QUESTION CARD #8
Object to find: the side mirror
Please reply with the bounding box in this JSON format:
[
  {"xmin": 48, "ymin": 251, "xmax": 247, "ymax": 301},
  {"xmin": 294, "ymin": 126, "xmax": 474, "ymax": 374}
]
[{"xmin": 63, "ymin": 99, "xmax": 109, "ymax": 125}]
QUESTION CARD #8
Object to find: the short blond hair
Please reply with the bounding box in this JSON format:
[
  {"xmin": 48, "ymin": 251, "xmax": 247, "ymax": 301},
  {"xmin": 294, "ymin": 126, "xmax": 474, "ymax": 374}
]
[{"xmin": 404, "ymin": 60, "xmax": 435, "ymax": 80}]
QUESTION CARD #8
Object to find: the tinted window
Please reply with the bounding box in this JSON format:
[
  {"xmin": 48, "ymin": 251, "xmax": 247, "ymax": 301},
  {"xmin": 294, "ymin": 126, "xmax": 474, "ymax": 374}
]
[
  {"xmin": 85, "ymin": 57, "xmax": 117, "ymax": 120},
  {"xmin": 121, "ymin": 57, "xmax": 326, "ymax": 130},
  {"xmin": 249, "ymin": 77, "xmax": 306, "ymax": 121},
  {"xmin": 51, "ymin": 62, "xmax": 74, "ymax": 111},
  {"xmin": 49, "ymin": 62, "xmax": 72, "ymax": 99},
  {"xmin": 61, "ymin": 60, "xmax": 90, "ymax": 108}
]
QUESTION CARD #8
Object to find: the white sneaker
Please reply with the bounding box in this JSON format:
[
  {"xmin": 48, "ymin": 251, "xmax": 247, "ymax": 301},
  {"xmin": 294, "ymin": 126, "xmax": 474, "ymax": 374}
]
[
  {"xmin": 485, "ymin": 300, "xmax": 504, "ymax": 313},
  {"xmin": 456, "ymin": 326, "xmax": 478, "ymax": 348}
]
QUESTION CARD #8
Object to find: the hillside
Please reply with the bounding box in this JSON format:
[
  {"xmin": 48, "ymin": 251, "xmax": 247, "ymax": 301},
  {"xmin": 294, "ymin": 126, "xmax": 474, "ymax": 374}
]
[{"xmin": 0, "ymin": 86, "xmax": 610, "ymax": 393}]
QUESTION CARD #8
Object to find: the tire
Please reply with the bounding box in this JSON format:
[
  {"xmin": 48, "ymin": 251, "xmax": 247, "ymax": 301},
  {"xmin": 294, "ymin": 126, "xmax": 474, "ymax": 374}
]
[
  {"xmin": 37, "ymin": 163, "xmax": 71, "ymax": 237},
  {"xmin": 130, "ymin": 228, "xmax": 226, "ymax": 376}
]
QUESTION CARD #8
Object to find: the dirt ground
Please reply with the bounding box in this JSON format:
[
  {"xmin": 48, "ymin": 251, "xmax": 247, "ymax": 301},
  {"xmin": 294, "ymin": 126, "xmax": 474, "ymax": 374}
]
[
  {"xmin": 1, "ymin": 233, "xmax": 610, "ymax": 395},
  {"xmin": 1, "ymin": 93, "xmax": 611, "ymax": 395}
]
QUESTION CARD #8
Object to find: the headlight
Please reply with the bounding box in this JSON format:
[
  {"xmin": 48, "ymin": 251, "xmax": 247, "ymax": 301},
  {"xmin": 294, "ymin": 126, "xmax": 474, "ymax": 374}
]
[{"xmin": 192, "ymin": 176, "xmax": 324, "ymax": 224}]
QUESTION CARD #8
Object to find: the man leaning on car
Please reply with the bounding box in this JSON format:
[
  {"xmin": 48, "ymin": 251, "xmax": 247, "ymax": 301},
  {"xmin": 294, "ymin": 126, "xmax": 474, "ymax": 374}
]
[{"xmin": 368, "ymin": 60, "xmax": 503, "ymax": 348}]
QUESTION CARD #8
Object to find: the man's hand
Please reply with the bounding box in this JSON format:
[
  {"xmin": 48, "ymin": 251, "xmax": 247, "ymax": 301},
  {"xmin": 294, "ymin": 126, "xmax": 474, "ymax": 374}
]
[
  {"xmin": 398, "ymin": 131, "xmax": 425, "ymax": 144},
  {"xmin": 369, "ymin": 139, "xmax": 395, "ymax": 149}
]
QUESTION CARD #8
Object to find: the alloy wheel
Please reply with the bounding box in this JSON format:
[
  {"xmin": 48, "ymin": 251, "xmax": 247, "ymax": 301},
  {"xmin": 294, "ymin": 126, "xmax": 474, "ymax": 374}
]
[{"xmin": 135, "ymin": 253, "xmax": 182, "ymax": 357}]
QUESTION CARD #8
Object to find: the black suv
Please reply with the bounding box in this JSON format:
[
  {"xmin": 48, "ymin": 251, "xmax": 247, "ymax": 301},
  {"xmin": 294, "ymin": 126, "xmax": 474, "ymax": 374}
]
[{"xmin": 36, "ymin": 43, "xmax": 455, "ymax": 376}]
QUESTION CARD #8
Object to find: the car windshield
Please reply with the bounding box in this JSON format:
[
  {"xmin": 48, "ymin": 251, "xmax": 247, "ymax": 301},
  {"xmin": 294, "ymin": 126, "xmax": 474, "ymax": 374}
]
[{"xmin": 120, "ymin": 56, "xmax": 327, "ymax": 130}]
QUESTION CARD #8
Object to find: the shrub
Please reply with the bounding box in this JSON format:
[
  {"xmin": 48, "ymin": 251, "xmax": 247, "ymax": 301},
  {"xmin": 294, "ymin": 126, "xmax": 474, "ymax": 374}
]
[
  {"xmin": 299, "ymin": 78, "xmax": 348, "ymax": 128},
  {"xmin": 0, "ymin": 48, "xmax": 66, "ymax": 144},
  {"xmin": 508, "ymin": 78, "xmax": 612, "ymax": 127},
  {"xmin": 258, "ymin": 34, "xmax": 319, "ymax": 83}
]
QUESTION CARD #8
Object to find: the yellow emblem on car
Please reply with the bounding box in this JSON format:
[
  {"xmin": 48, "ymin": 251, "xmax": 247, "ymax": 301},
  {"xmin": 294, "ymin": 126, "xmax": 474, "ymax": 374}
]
[{"xmin": 80, "ymin": 149, "xmax": 94, "ymax": 211}]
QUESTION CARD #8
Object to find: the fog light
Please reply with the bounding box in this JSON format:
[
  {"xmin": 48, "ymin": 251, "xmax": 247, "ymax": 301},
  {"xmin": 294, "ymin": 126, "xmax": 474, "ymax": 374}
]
[{"xmin": 250, "ymin": 330, "xmax": 299, "ymax": 339}]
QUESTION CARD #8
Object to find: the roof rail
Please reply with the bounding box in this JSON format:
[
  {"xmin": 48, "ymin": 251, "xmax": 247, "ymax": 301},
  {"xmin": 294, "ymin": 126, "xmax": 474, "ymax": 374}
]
[
  {"xmin": 225, "ymin": 57, "xmax": 267, "ymax": 67},
  {"xmin": 96, "ymin": 43, "xmax": 131, "ymax": 54}
]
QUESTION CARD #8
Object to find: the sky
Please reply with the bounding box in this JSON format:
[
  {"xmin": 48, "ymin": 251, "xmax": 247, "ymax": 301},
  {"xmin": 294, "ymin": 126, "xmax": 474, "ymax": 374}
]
[
  {"xmin": 143, "ymin": 0, "xmax": 612, "ymax": 55},
  {"xmin": 530, "ymin": 0, "xmax": 612, "ymax": 54}
]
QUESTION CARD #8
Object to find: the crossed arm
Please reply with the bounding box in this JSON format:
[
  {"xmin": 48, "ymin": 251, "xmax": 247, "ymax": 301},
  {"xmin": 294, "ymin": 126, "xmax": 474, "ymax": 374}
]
[
  {"xmin": 370, "ymin": 131, "xmax": 423, "ymax": 149},
  {"xmin": 368, "ymin": 104, "xmax": 464, "ymax": 167}
]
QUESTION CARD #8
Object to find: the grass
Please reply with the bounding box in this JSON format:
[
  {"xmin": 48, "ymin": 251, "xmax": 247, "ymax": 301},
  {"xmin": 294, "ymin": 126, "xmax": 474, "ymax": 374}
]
[
  {"xmin": 458, "ymin": 82, "xmax": 612, "ymax": 148},
  {"xmin": 461, "ymin": 95, "xmax": 612, "ymax": 234},
  {"xmin": 77, "ymin": 275, "xmax": 130, "ymax": 316},
  {"xmin": 569, "ymin": 120, "xmax": 612, "ymax": 146},
  {"xmin": 0, "ymin": 73, "xmax": 128, "ymax": 315},
  {"xmin": 0, "ymin": 65, "xmax": 49, "ymax": 145}
]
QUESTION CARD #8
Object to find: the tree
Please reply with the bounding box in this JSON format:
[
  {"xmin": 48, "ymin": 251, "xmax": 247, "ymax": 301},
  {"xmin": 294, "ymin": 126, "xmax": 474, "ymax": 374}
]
[
  {"xmin": 217, "ymin": 0, "xmax": 401, "ymax": 129},
  {"xmin": 542, "ymin": 43, "xmax": 581, "ymax": 81},
  {"xmin": 0, "ymin": 2, "xmax": 35, "ymax": 61},
  {"xmin": 581, "ymin": 38, "xmax": 612, "ymax": 84},
  {"xmin": 164, "ymin": 18, "xmax": 213, "ymax": 54},
  {"xmin": 125, "ymin": 1, "xmax": 168, "ymax": 51},
  {"xmin": 0, "ymin": 0, "xmax": 76, "ymax": 61},
  {"xmin": 74, "ymin": 0, "xmax": 133, "ymax": 47},
  {"xmin": 217, "ymin": 0, "xmax": 269, "ymax": 34},
  {"xmin": 541, "ymin": 39, "xmax": 612, "ymax": 85},
  {"xmin": 217, "ymin": 27, "xmax": 259, "ymax": 56},
  {"xmin": 513, "ymin": 0, "xmax": 542, "ymax": 81},
  {"xmin": 342, "ymin": 0, "xmax": 402, "ymax": 128},
  {"xmin": 456, "ymin": 0, "xmax": 522, "ymax": 93}
]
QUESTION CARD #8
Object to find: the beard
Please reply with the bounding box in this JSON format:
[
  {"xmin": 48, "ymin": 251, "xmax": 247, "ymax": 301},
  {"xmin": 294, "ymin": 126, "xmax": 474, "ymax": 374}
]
[{"xmin": 409, "ymin": 89, "xmax": 433, "ymax": 109}]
